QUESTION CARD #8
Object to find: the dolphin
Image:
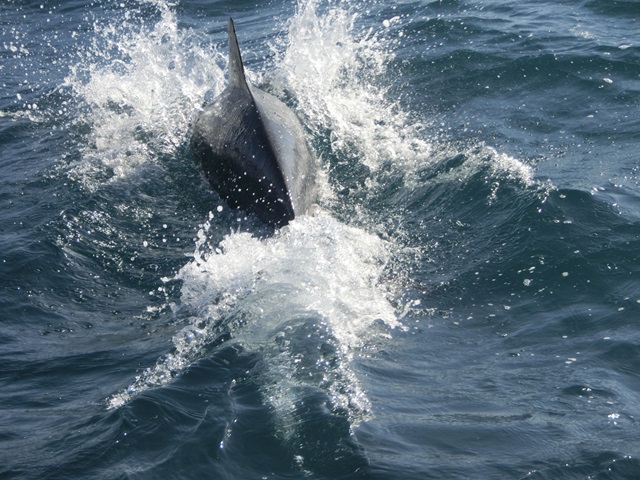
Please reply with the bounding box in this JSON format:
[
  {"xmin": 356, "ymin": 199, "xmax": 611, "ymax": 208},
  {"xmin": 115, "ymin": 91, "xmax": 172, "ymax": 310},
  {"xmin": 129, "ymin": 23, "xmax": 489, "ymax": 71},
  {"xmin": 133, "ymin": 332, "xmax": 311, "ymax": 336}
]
[{"xmin": 190, "ymin": 18, "xmax": 317, "ymax": 227}]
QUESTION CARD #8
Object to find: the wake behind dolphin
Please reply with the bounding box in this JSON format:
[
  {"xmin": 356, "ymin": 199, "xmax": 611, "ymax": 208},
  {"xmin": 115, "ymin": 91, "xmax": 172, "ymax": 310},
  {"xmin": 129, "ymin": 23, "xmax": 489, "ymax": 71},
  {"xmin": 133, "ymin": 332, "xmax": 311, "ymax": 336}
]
[{"xmin": 191, "ymin": 18, "xmax": 317, "ymax": 227}]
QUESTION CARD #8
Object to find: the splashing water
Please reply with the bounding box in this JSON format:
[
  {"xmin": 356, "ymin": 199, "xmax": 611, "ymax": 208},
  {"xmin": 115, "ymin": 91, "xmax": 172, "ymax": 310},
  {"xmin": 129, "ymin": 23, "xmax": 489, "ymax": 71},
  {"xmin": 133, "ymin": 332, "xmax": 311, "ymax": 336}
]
[
  {"xmin": 108, "ymin": 213, "xmax": 403, "ymax": 422},
  {"xmin": 59, "ymin": 0, "xmax": 408, "ymax": 422},
  {"xmin": 64, "ymin": 1, "xmax": 223, "ymax": 188},
  {"xmin": 278, "ymin": 0, "xmax": 538, "ymax": 194},
  {"xmin": 276, "ymin": 0, "xmax": 432, "ymax": 174}
]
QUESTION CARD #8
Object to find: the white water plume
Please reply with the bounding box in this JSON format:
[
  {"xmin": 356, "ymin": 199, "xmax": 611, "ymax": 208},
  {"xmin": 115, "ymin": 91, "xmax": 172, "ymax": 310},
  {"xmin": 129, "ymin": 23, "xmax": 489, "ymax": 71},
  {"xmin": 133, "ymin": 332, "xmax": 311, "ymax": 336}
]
[
  {"xmin": 65, "ymin": 1, "xmax": 223, "ymax": 188},
  {"xmin": 278, "ymin": 0, "xmax": 538, "ymax": 193},
  {"xmin": 277, "ymin": 0, "xmax": 433, "ymax": 174}
]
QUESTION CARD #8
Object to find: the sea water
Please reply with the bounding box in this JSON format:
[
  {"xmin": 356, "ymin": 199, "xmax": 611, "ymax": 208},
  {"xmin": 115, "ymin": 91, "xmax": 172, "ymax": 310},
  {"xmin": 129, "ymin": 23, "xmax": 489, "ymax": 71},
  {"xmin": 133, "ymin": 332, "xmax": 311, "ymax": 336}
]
[{"xmin": 1, "ymin": 0, "xmax": 639, "ymax": 478}]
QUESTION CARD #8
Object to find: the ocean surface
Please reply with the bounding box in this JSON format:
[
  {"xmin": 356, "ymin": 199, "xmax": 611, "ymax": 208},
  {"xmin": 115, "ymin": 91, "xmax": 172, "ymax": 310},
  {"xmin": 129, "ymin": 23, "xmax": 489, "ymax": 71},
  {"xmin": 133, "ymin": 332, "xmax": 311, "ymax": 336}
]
[{"xmin": 1, "ymin": 0, "xmax": 639, "ymax": 478}]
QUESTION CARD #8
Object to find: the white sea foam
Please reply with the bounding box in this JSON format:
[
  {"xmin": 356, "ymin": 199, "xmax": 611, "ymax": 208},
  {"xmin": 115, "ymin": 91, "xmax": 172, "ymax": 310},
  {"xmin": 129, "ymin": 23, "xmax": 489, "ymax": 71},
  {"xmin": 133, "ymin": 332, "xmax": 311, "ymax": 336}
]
[
  {"xmin": 65, "ymin": 2, "xmax": 223, "ymax": 189},
  {"xmin": 108, "ymin": 213, "xmax": 402, "ymax": 419},
  {"xmin": 275, "ymin": 0, "xmax": 537, "ymax": 194},
  {"xmin": 430, "ymin": 143, "xmax": 535, "ymax": 188},
  {"xmin": 276, "ymin": 0, "xmax": 433, "ymax": 174},
  {"xmin": 101, "ymin": 1, "xmax": 408, "ymax": 426}
]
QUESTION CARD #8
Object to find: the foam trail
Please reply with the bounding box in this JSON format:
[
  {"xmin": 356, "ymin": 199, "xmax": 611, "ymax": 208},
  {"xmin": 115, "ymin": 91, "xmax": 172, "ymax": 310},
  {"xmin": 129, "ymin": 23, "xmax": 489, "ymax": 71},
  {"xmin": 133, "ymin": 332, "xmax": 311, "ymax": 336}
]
[{"xmin": 108, "ymin": 214, "xmax": 403, "ymax": 422}]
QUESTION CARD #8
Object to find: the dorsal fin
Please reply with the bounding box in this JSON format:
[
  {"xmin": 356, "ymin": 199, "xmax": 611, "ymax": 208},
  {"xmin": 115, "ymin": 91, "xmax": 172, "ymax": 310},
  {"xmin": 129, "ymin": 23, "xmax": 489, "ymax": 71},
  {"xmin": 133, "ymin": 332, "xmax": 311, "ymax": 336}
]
[{"xmin": 227, "ymin": 18, "xmax": 250, "ymax": 93}]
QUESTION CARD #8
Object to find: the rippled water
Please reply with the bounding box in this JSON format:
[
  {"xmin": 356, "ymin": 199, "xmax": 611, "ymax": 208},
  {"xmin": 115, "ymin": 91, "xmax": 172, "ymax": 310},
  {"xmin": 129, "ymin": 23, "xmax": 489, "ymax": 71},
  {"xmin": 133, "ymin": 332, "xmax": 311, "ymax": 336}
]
[{"xmin": 1, "ymin": 0, "xmax": 639, "ymax": 478}]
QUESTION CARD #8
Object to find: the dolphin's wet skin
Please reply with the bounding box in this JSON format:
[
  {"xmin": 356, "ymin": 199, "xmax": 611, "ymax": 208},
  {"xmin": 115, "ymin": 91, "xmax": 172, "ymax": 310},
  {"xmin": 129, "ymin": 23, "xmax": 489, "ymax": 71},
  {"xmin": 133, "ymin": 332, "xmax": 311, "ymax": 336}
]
[{"xmin": 191, "ymin": 18, "xmax": 317, "ymax": 228}]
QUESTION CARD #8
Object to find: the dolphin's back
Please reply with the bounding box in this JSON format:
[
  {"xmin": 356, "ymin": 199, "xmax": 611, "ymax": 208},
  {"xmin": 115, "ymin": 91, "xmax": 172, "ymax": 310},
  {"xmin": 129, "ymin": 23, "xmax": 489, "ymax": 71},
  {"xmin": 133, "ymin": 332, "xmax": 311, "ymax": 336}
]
[
  {"xmin": 251, "ymin": 87, "xmax": 316, "ymax": 215},
  {"xmin": 190, "ymin": 18, "xmax": 316, "ymax": 227}
]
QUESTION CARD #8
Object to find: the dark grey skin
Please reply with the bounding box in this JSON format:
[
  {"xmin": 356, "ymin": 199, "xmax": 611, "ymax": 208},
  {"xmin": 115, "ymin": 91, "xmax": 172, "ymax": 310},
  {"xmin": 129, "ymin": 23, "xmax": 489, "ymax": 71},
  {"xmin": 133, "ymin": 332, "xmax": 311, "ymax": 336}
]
[{"xmin": 190, "ymin": 18, "xmax": 317, "ymax": 227}]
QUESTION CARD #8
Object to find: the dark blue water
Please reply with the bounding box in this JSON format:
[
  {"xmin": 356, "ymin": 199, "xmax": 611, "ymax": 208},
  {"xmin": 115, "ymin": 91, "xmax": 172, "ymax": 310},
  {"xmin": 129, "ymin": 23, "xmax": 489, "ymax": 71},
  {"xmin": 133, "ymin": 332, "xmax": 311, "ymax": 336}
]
[{"xmin": 2, "ymin": 0, "xmax": 640, "ymax": 478}]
